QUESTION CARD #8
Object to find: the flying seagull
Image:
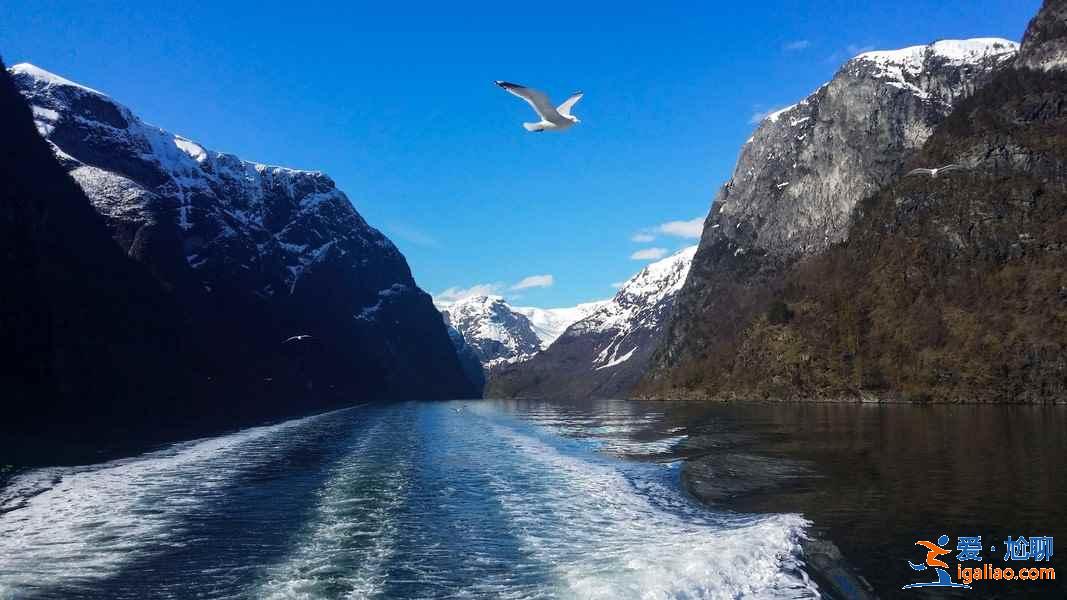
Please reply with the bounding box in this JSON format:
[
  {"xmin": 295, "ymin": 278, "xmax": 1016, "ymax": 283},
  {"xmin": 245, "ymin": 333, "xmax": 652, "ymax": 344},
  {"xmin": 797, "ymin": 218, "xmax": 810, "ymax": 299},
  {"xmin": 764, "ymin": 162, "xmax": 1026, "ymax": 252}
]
[
  {"xmin": 283, "ymin": 334, "xmax": 314, "ymax": 344},
  {"xmin": 906, "ymin": 164, "xmax": 966, "ymax": 178},
  {"xmin": 495, "ymin": 81, "xmax": 582, "ymax": 132}
]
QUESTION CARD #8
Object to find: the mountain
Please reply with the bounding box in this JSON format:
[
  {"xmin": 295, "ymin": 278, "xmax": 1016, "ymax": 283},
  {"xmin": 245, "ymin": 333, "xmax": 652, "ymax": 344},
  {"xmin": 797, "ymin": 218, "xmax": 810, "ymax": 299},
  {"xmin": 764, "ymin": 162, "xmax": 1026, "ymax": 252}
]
[
  {"xmin": 10, "ymin": 63, "xmax": 475, "ymax": 408},
  {"xmin": 644, "ymin": 37, "xmax": 1021, "ymax": 396},
  {"xmin": 0, "ymin": 57, "xmax": 204, "ymax": 439},
  {"xmin": 643, "ymin": 0, "xmax": 1067, "ymax": 403},
  {"xmin": 487, "ymin": 246, "xmax": 696, "ymax": 399},
  {"xmin": 439, "ymin": 295, "xmax": 606, "ymax": 380},
  {"xmin": 441, "ymin": 295, "xmax": 542, "ymax": 372}
]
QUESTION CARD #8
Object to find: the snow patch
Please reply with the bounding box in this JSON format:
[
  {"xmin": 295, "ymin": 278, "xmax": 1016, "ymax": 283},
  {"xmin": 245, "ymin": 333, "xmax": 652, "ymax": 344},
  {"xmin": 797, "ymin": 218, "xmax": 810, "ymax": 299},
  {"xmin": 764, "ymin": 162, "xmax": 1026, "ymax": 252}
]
[
  {"xmin": 10, "ymin": 62, "xmax": 107, "ymax": 96},
  {"xmin": 594, "ymin": 347, "xmax": 636, "ymax": 371}
]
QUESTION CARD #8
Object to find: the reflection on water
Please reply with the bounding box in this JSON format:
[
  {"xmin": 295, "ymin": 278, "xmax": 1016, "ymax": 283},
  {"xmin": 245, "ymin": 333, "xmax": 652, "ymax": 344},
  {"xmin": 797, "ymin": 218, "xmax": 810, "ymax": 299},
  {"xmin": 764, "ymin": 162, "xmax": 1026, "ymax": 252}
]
[
  {"xmin": 684, "ymin": 403, "xmax": 1067, "ymax": 598},
  {"xmin": 494, "ymin": 399, "xmax": 1067, "ymax": 598}
]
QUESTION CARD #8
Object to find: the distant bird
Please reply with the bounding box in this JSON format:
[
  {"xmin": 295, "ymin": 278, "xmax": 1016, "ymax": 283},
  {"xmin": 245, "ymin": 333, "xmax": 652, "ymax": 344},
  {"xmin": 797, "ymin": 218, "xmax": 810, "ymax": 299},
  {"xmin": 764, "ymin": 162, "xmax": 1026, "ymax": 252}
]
[
  {"xmin": 453, "ymin": 407, "xmax": 464, "ymax": 414},
  {"xmin": 906, "ymin": 164, "xmax": 966, "ymax": 178},
  {"xmin": 283, "ymin": 334, "xmax": 314, "ymax": 344},
  {"xmin": 495, "ymin": 81, "xmax": 582, "ymax": 132}
]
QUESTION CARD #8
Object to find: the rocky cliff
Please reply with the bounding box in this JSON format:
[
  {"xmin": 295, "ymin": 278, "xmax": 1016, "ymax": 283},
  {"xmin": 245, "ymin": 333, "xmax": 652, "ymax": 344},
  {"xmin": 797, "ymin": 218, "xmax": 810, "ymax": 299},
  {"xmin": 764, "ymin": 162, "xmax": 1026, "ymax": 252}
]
[
  {"xmin": 0, "ymin": 58, "xmax": 200, "ymax": 438},
  {"xmin": 643, "ymin": 0, "xmax": 1067, "ymax": 403},
  {"xmin": 646, "ymin": 37, "xmax": 1020, "ymax": 394},
  {"xmin": 488, "ymin": 247, "xmax": 695, "ymax": 399},
  {"xmin": 9, "ymin": 63, "xmax": 475, "ymax": 412}
]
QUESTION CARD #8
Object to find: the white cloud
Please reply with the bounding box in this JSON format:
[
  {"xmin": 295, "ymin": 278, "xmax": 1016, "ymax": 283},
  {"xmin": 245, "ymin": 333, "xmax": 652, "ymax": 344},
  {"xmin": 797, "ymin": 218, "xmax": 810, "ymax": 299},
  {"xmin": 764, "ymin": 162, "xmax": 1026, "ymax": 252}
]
[
  {"xmin": 630, "ymin": 247, "xmax": 669, "ymax": 261},
  {"xmin": 435, "ymin": 274, "xmax": 554, "ymax": 306},
  {"xmin": 783, "ymin": 40, "xmax": 811, "ymax": 52},
  {"xmin": 434, "ymin": 283, "xmax": 501, "ymax": 306},
  {"xmin": 511, "ymin": 274, "xmax": 554, "ymax": 290},
  {"xmin": 657, "ymin": 217, "xmax": 704, "ymax": 238},
  {"xmin": 611, "ymin": 281, "xmax": 626, "ymax": 289},
  {"xmin": 631, "ymin": 216, "xmax": 704, "ymax": 244}
]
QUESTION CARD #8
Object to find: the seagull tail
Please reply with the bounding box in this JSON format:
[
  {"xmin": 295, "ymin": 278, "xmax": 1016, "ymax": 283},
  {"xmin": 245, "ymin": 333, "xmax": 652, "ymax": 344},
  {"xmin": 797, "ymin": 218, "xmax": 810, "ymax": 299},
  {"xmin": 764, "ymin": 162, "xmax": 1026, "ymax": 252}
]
[{"xmin": 523, "ymin": 122, "xmax": 543, "ymax": 132}]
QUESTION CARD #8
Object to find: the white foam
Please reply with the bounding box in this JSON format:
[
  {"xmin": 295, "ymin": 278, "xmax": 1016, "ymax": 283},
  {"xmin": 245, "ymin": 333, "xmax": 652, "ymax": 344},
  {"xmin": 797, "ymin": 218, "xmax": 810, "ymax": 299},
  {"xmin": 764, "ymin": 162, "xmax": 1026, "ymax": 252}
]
[
  {"xmin": 484, "ymin": 423, "xmax": 819, "ymax": 598},
  {"xmin": 0, "ymin": 412, "xmax": 333, "ymax": 596},
  {"xmin": 257, "ymin": 422, "xmax": 404, "ymax": 599}
]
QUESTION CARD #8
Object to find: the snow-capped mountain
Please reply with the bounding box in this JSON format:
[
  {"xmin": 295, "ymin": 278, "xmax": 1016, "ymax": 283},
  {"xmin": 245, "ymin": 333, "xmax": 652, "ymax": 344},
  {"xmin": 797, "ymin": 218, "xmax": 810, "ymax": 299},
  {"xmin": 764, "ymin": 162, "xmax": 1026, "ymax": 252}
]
[
  {"xmin": 711, "ymin": 38, "xmax": 1019, "ymax": 260},
  {"xmin": 486, "ymin": 246, "xmax": 696, "ymax": 399},
  {"xmin": 11, "ymin": 63, "xmax": 476, "ymax": 401},
  {"xmin": 439, "ymin": 295, "xmax": 606, "ymax": 377},
  {"xmin": 649, "ymin": 38, "xmax": 1020, "ymax": 389},
  {"xmin": 440, "ymin": 295, "xmax": 543, "ymax": 372}
]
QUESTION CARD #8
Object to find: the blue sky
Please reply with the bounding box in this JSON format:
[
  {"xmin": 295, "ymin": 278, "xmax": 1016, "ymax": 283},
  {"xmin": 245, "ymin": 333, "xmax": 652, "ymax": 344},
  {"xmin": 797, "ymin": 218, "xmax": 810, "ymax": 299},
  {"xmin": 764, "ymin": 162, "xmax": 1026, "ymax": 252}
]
[{"xmin": 3, "ymin": 0, "xmax": 1040, "ymax": 307}]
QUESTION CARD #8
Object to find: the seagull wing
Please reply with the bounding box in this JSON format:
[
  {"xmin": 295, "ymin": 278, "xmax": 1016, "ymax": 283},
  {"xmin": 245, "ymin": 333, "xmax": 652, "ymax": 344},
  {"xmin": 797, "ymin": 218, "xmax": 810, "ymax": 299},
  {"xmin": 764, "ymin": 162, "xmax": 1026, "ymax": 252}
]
[
  {"xmin": 556, "ymin": 91, "xmax": 584, "ymax": 118},
  {"xmin": 936, "ymin": 164, "xmax": 965, "ymax": 175},
  {"xmin": 906, "ymin": 168, "xmax": 935, "ymax": 177},
  {"xmin": 495, "ymin": 81, "xmax": 559, "ymax": 120}
]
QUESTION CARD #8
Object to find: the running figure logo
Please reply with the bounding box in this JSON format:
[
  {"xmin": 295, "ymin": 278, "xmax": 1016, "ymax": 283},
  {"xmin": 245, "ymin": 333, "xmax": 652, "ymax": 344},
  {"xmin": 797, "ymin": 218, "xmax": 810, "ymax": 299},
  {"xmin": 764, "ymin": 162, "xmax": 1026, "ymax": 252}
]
[{"xmin": 903, "ymin": 535, "xmax": 971, "ymax": 590}]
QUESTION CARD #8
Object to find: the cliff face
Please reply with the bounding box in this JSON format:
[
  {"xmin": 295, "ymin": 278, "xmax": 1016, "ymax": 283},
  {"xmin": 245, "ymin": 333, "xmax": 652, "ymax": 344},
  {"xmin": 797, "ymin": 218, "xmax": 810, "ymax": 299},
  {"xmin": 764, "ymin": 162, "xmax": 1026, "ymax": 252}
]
[
  {"xmin": 642, "ymin": 0, "xmax": 1067, "ymax": 403},
  {"xmin": 0, "ymin": 59, "xmax": 197, "ymax": 433},
  {"xmin": 1018, "ymin": 0, "xmax": 1067, "ymax": 71},
  {"xmin": 487, "ymin": 247, "xmax": 695, "ymax": 399},
  {"xmin": 646, "ymin": 38, "xmax": 1020, "ymax": 394}
]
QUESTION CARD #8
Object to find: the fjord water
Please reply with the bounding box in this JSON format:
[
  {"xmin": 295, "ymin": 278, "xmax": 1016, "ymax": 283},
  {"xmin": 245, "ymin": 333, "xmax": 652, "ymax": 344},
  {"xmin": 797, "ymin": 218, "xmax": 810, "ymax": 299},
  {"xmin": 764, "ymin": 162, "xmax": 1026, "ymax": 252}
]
[
  {"xmin": 3, "ymin": 400, "xmax": 1064, "ymax": 599},
  {"xmin": 0, "ymin": 401, "xmax": 817, "ymax": 599}
]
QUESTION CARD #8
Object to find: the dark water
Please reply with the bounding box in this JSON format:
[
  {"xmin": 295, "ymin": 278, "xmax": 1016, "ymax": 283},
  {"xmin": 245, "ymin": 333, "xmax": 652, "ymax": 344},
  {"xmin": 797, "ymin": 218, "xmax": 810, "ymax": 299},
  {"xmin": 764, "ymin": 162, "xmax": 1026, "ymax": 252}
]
[
  {"xmin": 665, "ymin": 402, "xmax": 1067, "ymax": 599},
  {"xmin": 0, "ymin": 400, "xmax": 1062, "ymax": 599}
]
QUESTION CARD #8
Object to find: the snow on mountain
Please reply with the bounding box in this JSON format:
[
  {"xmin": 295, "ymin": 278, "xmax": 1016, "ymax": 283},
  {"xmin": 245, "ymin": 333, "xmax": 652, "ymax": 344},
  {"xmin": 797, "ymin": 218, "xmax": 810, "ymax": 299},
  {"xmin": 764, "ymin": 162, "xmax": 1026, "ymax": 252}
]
[
  {"xmin": 851, "ymin": 38, "xmax": 1018, "ymax": 100},
  {"xmin": 439, "ymin": 295, "xmax": 543, "ymax": 372},
  {"xmin": 512, "ymin": 301, "xmax": 607, "ymax": 348},
  {"xmin": 439, "ymin": 294, "xmax": 608, "ymax": 374},
  {"xmin": 11, "ymin": 62, "xmax": 400, "ymax": 299},
  {"xmin": 570, "ymin": 246, "xmax": 697, "ymax": 370},
  {"xmin": 485, "ymin": 246, "xmax": 697, "ymax": 399}
]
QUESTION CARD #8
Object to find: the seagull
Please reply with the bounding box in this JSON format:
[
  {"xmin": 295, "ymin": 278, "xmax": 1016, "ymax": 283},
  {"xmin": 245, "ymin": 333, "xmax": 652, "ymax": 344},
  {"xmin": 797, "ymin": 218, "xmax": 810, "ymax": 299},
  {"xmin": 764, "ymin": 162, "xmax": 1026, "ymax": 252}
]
[
  {"xmin": 283, "ymin": 334, "xmax": 314, "ymax": 344},
  {"xmin": 495, "ymin": 81, "xmax": 582, "ymax": 132},
  {"xmin": 906, "ymin": 164, "xmax": 966, "ymax": 178}
]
